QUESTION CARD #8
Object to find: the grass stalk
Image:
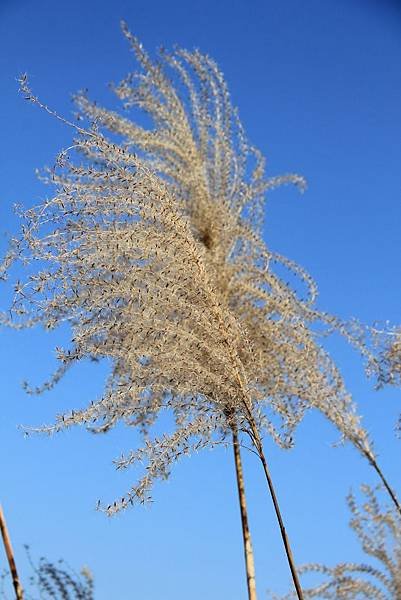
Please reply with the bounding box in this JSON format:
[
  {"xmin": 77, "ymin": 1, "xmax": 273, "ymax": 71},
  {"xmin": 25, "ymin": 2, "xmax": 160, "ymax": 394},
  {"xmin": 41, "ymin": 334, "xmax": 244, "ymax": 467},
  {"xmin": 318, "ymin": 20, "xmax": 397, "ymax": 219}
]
[
  {"xmin": 0, "ymin": 505, "xmax": 23, "ymax": 600},
  {"xmin": 247, "ymin": 421, "xmax": 304, "ymax": 600},
  {"xmin": 232, "ymin": 427, "xmax": 258, "ymax": 600}
]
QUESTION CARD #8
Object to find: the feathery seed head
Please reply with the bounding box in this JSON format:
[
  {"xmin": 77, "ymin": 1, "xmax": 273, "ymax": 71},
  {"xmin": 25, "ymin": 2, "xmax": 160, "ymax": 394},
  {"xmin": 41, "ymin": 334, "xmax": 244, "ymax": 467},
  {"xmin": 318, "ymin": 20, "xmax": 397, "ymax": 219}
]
[{"xmin": 2, "ymin": 26, "xmax": 397, "ymax": 512}]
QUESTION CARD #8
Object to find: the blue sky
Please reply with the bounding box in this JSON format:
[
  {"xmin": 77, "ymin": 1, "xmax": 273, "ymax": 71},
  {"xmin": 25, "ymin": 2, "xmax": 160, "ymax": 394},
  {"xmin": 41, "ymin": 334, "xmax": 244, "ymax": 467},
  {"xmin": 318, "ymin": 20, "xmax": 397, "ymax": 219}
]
[{"xmin": 0, "ymin": 1, "xmax": 400, "ymax": 598}]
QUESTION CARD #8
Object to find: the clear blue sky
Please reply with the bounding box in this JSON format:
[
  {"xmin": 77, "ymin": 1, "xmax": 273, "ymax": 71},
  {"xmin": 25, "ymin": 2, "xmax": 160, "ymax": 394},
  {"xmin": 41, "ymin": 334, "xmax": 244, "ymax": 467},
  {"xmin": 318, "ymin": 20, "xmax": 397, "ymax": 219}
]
[{"xmin": 0, "ymin": 1, "xmax": 400, "ymax": 598}]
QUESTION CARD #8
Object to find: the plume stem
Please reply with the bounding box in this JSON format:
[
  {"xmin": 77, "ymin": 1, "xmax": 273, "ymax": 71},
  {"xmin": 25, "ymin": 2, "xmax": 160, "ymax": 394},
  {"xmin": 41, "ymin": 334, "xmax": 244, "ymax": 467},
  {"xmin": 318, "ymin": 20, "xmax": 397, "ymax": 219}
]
[
  {"xmin": 0, "ymin": 505, "xmax": 24, "ymax": 600},
  {"xmin": 232, "ymin": 427, "xmax": 258, "ymax": 600},
  {"xmin": 247, "ymin": 422, "xmax": 304, "ymax": 600},
  {"xmin": 362, "ymin": 450, "xmax": 401, "ymax": 516}
]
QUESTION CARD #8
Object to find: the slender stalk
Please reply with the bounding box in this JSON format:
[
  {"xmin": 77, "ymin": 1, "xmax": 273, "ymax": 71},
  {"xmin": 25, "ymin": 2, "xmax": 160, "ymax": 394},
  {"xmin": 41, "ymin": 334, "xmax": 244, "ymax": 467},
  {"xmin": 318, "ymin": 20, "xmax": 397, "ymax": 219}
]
[
  {"xmin": 232, "ymin": 427, "xmax": 258, "ymax": 600},
  {"xmin": 227, "ymin": 358, "xmax": 304, "ymax": 599},
  {"xmin": 362, "ymin": 450, "xmax": 401, "ymax": 517},
  {"xmin": 0, "ymin": 505, "xmax": 23, "ymax": 600},
  {"xmin": 247, "ymin": 422, "xmax": 304, "ymax": 600}
]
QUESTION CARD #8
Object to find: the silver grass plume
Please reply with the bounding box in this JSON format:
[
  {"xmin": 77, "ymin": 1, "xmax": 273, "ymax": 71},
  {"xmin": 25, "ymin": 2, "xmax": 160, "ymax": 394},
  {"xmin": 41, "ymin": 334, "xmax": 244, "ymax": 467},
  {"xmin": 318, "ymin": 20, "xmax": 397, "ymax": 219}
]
[
  {"xmin": 278, "ymin": 485, "xmax": 401, "ymax": 599},
  {"xmin": 2, "ymin": 41, "xmax": 379, "ymax": 510},
  {"xmin": 71, "ymin": 25, "xmax": 386, "ymax": 468},
  {"xmin": 1, "ymin": 24, "xmax": 400, "ymax": 598},
  {"xmin": 31, "ymin": 559, "xmax": 94, "ymax": 600},
  {"xmin": 72, "ymin": 24, "xmax": 401, "ymax": 507},
  {"xmin": 366, "ymin": 324, "xmax": 401, "ymax": 433},
  {"xmin": 0, "ymin": 547, "xmax": 94, "ymax": 600}
]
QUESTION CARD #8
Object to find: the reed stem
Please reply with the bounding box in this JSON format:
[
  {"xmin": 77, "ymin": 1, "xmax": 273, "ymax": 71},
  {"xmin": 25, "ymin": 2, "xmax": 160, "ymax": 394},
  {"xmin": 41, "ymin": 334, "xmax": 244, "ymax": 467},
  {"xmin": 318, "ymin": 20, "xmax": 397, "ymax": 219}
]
[
  {"xmin": 247, "ymin": 422, "xmax": 304, "ymax": 600},
  {"xmin": 0, "ymin": 505, "xmax": 23, "ymax": 600},
  {"xmin": 232, "ymin": 428, "xmax": 258, "ymax": 600}
]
